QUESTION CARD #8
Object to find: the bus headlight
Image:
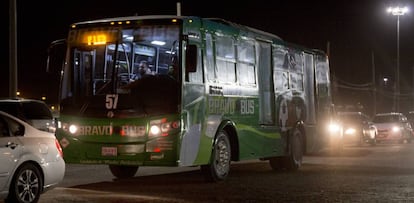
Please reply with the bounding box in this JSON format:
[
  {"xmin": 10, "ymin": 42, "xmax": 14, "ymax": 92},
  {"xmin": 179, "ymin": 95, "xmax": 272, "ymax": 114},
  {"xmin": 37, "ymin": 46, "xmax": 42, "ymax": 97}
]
[
  {"xmin": 69, "ymin": 124, "xmax": 78, "ymax": 134},
  {"xmin": 60, "ymin": 122, "xmax": 79, "ymax": 135},
  {"xmin": 150, "ymin": 125, "xmax": 161, "ymax": 136},
  {"xmin": 148, "ymin": 118, "xmax": 180, "ymax": 137}
]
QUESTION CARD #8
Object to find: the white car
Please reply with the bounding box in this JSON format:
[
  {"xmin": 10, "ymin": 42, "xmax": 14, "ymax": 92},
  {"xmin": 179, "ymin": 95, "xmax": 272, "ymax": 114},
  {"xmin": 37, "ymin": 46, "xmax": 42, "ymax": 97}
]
[
  {"xmin": 0, "ymin": 98, "xmax": 56, "ymax": 133},
  {"xmin": 0, "ymin": 111, "xmax": 65, "ymax": 203},
  {"xmin": 372, "ymin": 112, "xmax": 413, "ymax": 143}
]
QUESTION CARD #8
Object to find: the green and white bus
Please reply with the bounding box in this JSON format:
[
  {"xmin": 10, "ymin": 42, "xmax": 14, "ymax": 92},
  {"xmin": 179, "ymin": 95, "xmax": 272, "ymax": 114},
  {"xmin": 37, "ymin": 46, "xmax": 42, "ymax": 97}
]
[{"xmin": 49, "ymin": 15, "xmax": 341, "ymax": 182}]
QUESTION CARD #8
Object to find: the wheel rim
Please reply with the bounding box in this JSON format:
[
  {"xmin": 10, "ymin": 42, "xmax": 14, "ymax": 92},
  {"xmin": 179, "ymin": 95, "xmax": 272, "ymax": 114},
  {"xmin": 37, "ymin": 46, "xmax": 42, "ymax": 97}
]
[
  {"xmin": 214, "ymin": 135, "xmax": 231, "ymax": 177},
  {"xmin": 17, "ymin": 169, "xmax": 40, "ymax": 202}
]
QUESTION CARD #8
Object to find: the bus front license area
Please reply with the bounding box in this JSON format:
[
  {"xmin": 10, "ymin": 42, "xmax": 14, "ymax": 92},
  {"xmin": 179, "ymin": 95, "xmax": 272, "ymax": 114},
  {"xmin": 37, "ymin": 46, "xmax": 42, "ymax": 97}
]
[{"xmin": 102, "ymin": 146, "xmax": 118, "ymax": 156}]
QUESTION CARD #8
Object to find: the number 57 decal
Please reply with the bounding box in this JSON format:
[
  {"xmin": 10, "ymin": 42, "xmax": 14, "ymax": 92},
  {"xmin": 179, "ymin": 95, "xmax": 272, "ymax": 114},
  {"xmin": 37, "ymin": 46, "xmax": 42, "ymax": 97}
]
[{"xmin": 106, "ymin": 94, "xmax": 119, "ymax": 109}]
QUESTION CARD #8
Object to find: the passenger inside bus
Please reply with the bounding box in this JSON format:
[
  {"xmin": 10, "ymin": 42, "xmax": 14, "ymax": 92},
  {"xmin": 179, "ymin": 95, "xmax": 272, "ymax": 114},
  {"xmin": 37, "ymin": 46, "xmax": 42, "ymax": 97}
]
[
  {"xmin": 122, "ymin": 63, "xmax": 180, "ymax": 115},
  {"xmin": 135, "ymin": 60, "xmax": 152, "ymax": 79}
]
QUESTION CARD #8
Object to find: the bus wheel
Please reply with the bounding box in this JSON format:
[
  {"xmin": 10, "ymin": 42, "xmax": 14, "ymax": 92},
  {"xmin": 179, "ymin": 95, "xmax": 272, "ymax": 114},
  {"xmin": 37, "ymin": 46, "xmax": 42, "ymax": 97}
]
[
  {"xmin": 269, "ymin": 156, "xmax": 284, "ymax": 171},
  {"xmin": 201, "ymin": 130, "xmax": 231, "ymax": 182},
  {"xmin": 285, "ymin": 128, "xmax": 303, "ymax": 170},
  {"xmin": 269, "ymin": 128, "xmax": 303, "ymax": 171},
  {"xmin": 109, "ymin": 165, "xmax": 139, "ymax": 179}
]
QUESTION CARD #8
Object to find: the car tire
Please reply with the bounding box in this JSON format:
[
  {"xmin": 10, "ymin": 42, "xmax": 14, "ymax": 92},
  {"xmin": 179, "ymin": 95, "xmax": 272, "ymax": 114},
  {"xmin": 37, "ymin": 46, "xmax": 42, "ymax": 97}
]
[
  {"xmin": 369, "ymin": 139, "xmax": 377, "ymax": 146},
  {"xmin": 6, "ymin": 163, "xmax": 43, "ymax": 203}
]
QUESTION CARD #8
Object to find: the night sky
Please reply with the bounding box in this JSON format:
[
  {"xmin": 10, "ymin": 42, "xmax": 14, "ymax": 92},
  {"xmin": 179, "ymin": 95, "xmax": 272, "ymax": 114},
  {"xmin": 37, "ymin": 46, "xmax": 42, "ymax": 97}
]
[{"xmin": 2, "ymin": 0, "xmax": 414, "ymax": 114}]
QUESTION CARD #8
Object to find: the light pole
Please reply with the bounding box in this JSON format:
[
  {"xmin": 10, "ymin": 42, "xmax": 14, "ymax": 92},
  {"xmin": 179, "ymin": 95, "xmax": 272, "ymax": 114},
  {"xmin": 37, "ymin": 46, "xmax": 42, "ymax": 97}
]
[{"xmin": 387, "ymin": 6, "xmax": 408, "ymax": 113}]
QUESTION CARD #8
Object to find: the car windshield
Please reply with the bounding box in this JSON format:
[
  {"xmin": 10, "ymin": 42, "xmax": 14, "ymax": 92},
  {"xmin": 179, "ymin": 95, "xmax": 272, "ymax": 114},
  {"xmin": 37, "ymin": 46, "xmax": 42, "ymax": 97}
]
[
  {"xmin": 0, "ymin": 102, "xmax": 53, "ymax": 121},
  {"xmin": 372, "ymin": 115, "xmax": 400, "ymax": 123},
  {"xmin": 339, "ymin": 114, "xmax": 361, "ymax": 122},
  {"xmin": 21, "ymin": 102, "xmax": 53, "ymax": 119},
  {"xmin": 407, "ymin": 113, "xmax": 414, "ymax": 121}
]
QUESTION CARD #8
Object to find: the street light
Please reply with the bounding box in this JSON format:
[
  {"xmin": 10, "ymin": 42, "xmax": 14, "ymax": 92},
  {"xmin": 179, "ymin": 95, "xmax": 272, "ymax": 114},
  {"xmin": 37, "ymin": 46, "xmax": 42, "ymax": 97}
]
[{"xmin": 387, "ymin": 6, "xmax": 408, "ymax": 112}]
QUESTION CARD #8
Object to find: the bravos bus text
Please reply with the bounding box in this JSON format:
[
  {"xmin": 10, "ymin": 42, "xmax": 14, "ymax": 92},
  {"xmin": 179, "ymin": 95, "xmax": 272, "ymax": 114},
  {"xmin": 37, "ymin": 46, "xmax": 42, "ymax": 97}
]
[{"xmin": 208, "ymin": 98, "xmax": 254, "ymax": 115}]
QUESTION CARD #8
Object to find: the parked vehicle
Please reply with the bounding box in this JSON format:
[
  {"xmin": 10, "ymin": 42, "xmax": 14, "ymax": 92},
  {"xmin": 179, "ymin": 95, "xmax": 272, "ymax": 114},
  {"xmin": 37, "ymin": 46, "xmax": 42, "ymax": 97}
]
[
  {"xmin": 406, "ymin": 111, "xmax": 414, "ymax": 129},
  {"xmin": 0, "ymin": 98, "xmax": 56, "ymax": 133},
  {"xmin": 372, "ymin": 112, "xmax": 413, "ymax": 144},
  {"xmin": 338, "ymin": 112, "xmax": 377, "ymax": 146},
  {"xmin": 0, "ymin": 111, "xmax": 65, "ymax": 203}
]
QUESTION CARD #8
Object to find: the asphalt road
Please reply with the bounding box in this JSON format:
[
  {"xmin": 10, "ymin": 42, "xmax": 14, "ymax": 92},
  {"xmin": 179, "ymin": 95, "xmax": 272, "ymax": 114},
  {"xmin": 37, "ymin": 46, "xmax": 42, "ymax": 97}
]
[{"xmin": 34, "ymin": 142, "xmax": 414, "ymax": 202}]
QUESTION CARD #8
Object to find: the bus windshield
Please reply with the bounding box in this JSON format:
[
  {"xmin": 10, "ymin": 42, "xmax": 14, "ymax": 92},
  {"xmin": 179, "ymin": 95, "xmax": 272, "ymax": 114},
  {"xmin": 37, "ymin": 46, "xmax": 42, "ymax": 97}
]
[{"xmin": 61, "ymin": 24, "xmax": 181, "ymax": 116}]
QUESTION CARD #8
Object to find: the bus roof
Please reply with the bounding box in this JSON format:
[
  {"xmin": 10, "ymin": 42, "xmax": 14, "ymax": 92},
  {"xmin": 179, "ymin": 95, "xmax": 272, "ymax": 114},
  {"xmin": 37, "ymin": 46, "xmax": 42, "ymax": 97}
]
[
  {"xmin": 72, "ymin": 15, "xmax": 282, "ymax": 39},
  {"xmin": 71, "ymin": 15, "xmax": 327, "ymax": 56},
  {"xmin": 71, "ymin": 15, "xmax": 192, "ymax": 26}
]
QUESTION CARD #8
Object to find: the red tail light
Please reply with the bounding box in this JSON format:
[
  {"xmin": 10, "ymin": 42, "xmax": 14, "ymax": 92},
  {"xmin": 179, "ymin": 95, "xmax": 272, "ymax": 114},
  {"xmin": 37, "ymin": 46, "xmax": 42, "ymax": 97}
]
[{"xmin": 55, "ymin": 139, "xmax": 64, "ymax": 158}]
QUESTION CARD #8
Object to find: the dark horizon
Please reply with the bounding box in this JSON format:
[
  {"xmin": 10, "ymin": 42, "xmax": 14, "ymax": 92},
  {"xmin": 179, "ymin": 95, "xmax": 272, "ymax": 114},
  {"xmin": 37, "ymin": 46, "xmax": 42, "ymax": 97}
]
[{"xmin": 2, "ymin": 0, "xmax": 414, "ymax": 114}]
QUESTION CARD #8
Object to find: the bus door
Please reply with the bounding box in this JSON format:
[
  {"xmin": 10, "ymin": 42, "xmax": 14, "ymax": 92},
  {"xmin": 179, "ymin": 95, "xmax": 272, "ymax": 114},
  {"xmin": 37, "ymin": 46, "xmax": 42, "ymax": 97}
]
[
  {"xmin": 303, "ymin": 52, "xmax": 318, "ymax": 152},
  {"xmin": 257, "ymin": 40, "xmax": 275, "ymax": 126},
  {"xmin": 315, "ymin": 55, "xmax": 335, "ymax": 148},
  {"xmin": 179, "ymin": 27, "xmax": 206, "ymax": 166},
  {"xmin": 257, "ymin": 40, "xmax": 277, "ymax": 155},
  {"xmin": 73, "ymin": 49, "xmax": 95, "ymax": 99},
  {"xmin": 315, "ymin": 55, "xmax": 332, "ymax": 119}
]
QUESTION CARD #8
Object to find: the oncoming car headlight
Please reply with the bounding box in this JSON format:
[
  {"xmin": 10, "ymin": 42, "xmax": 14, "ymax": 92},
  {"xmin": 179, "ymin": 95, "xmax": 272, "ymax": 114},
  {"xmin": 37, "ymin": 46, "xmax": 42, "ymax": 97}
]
[
  {"xmin": 345, "ymin": 128, "xmax": 356, "ymax": 135},
  {"xmin": 327, "ymin": 122, "xmax": 341, "ymax": 133},
  {"xmin": 392, "ymin": 126, "xmax": 401, "ymax": 133}
]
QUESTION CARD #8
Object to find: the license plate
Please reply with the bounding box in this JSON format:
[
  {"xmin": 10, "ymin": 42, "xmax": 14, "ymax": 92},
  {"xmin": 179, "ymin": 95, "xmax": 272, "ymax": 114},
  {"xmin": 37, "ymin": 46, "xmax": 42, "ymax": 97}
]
[{"xmin": 102, "ymin": 147, "xmax": 117, "ymax": 156}]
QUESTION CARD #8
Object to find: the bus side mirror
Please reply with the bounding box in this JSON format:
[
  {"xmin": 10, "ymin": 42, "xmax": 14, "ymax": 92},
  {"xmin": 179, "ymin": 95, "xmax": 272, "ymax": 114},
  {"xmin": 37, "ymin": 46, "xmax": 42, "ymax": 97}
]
[
  {"xmin": 185, "ymin": 44, "xmax": 197, "ymax": 73},
  {"xmin": 46, "ymin": 39, "xmax": 66, "ymax": 73}
]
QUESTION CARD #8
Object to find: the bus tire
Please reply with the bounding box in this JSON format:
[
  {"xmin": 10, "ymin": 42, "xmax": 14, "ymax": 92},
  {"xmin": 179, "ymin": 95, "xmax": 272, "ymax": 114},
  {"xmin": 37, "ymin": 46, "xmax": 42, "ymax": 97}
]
[
  {"xmin": 201, "ymin": 130, "xmax": 231, "ymax": 182},
  {"xmin": 269, "ymin": 157, "xmax": 284, "ymax": 171},
  {"xmin": 109, "ymin": 165, "xmax": 139, "ymax": 179},
  {"xmin": 269, "ymin": 128, "xmax": 303, "ymax": 171},
  {"xmin": 284, "ymin": 127, "xmax": 303, "ymax": 170}
]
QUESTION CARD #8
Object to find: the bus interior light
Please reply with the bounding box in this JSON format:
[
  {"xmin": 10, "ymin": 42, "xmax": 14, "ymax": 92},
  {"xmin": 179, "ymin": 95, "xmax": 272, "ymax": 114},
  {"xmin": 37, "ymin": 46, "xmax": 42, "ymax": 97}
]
[{"xmin": 151, "ymin": 40, "xmax": 166, "ymax": 46}]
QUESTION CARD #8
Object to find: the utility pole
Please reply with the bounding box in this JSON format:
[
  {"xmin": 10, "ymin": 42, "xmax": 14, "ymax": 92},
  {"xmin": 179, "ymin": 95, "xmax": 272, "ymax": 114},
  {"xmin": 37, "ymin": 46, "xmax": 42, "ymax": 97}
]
[
  {"xmin": 372, "ymin": 52, "xmax": 376, "ymax": 116},
  {"xmin": 9, "ymin": 0, "xmax": 18, "ymax": 98},
  {"xmin": 387, "ymin": 6, "xmax": 408, "ymax": 113}
]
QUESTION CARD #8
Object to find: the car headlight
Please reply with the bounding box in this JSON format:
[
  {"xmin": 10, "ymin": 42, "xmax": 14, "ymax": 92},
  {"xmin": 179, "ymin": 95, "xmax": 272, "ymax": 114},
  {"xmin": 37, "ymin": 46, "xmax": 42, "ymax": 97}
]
[
  {"xmin": 392, "ymin": 126, "xmax": 401, "ymax": 133},
  {"xmin": 345, "ymin": 128, "xmax": 356, "ymax": 135},
  {"xmin": 327, "ymin": 122, "xmax": 341, "ymax": 133}
]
